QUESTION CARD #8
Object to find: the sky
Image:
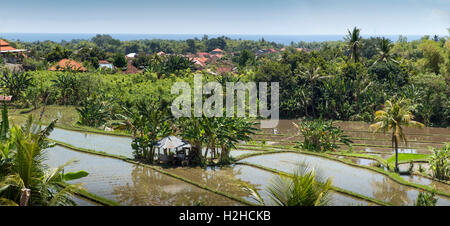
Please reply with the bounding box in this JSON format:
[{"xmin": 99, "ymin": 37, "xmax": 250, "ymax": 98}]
[{"xmin": 0, "ymin": 0, "xmax": 449, "ymax": 35}]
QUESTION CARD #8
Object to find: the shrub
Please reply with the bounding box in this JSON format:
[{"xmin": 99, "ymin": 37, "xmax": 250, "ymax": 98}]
[
  {"xmin": 293, "ymin": 118, "xmax": 353, "ymax": 152},
  {"xmin": 414, "ymin": 190, "xmax": 437, "ymax": 206},
  {"xmin": 428, "ymin": 143, "xmax": 450, "ymax": 180}
]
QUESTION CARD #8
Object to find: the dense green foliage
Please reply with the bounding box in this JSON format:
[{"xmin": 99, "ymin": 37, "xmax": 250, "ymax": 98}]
[
  {"xmin": 414, "ymin": 190, "xmax": 438, "ymax": 206},
  {"xmin": 0, "ymin": 106, "xmax": 88, "ymax": 206},
  {"xmin": 1, "ymin": 30, "xmax": 449, "ymax": 128},
  {"xmin": 428, "ymin": 143, "xmax": 449, "ymax": 181},
  {"xmin": 293, "ymin": 118, "xmax": 353, "ymax": 152}
]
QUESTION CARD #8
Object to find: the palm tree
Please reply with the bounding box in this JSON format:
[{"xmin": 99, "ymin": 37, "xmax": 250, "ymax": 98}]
[
  {"xmin": 298, "ymin": 65, "xmax": 333, "ymax": 117},
  {"xmin": 374, "ymin": 38, "xmax": 397, "ymax": 64},
  {"xmin": 243, "ymin": 163, "xmax": 332, "ymax": 206},
  {"xmin": 345, "ymin": 27, "xmax": 362, "ymax": 62},
  {"xmin": 0, "ymin": 71, "xmax": 34, "ymax": 102},
  {"xmin": 1, "ymin": 111, "xmax": 88, "ymax": 206},
  {"xmin": 370, "ymin": 98, "xmax": 424, "ymax": 172},
  {"xmin": 51, "ymin": 73, "xmax": 80, "ymax": 105},
  {"xmin": 118, "ymin": 98, "xmax": 173, "ymax": 161}
]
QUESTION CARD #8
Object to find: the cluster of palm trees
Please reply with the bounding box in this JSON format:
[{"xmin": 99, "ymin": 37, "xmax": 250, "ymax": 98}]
[
  {"xmin": 0, "ymin": 103, "xmax": 88, "ymax": 206},
  {"xmin": 177, "ymin": 114, "xmax": 258, "ymax": 164},
  {"xmin": 117, "ymin": 97, "xmax": 257, "ymax": 165}
]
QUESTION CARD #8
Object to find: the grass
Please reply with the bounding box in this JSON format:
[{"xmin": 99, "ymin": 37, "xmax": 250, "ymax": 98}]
[
  {"xmin": 386, "ymin": 153, "xmax": 429, "ymax": 165},
  {"xmin": 57, "ymin": 182, "xmax": 121, "ymax": 206}
]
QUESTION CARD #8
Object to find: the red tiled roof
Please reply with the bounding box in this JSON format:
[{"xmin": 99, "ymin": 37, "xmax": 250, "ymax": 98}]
[
  {"xmin": 0, "ymin": 39, "xmax": 16, "ymax": 51},
  {"xmin": 122, "ymin": 61, "xmax": 140, "ymax": 74},
  {"xmin": 49, "ymin": 59, "xmax": 87, "ymax": 72},
  {"xmin": 0, "ymin": 39, "xmax": 10, "ymax": 46},
  {"xmin": 197, "ymin": 52, "xmax": 210, "ymax": 57},
  {"xmin": 0, "ymin": 46, "xmax": 16, "ymax": 51},
  {"xmin": 211, "ymin": 48, "xmax": 223, "ymax": 53},
  {"xmin": 98, "ymin": 60, "xmax": 111, "ymax": 64}
]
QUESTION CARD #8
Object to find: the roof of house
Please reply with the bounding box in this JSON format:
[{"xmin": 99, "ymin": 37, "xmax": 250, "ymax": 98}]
[
  {"xmin": 211, "ymin": 48, "xmax": 223, "ymax": 53},
  {"xmin": 121, "ymin": 61, "xmax": 140, "ymax": 74},
  {"xmin": 197, "ymin": 52, "xmax": 210, "ymax": 57},
  {"xmin": 0, "ymin": 39, "xmax": 17, "ymax": 52},
  {"xmin": 155, "ymin": 136, "xmax": 191, "ymax": 149},
  {"xmin": 0, "ymin": 39, "xmax": 10, "ymax": 46},
  {"xmin": 126, "ymin": 53, "xmax": 137, "ymax": 58},
  {"xmin": 49, "ymin": 59, "xmax": 87, "ymax": 72}
]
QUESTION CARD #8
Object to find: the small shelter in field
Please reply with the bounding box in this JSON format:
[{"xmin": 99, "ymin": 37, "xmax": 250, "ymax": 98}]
[{"xmin": 155, "ymin": 136, "xmax": 192, "ymax": 165}]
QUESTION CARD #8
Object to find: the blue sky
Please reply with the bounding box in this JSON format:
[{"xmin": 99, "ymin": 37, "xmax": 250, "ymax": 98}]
[{"xmin": 0, "ymin": 0, "xmax": 449, "ymax": 35}]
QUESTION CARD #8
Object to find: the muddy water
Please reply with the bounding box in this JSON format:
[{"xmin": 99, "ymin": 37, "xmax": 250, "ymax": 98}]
[
  {"xmin": 334, "ymin": 156, "xmax": 379, "ymax": 167},
  {"xmin": 230, "ymin": 150, "xmax": 262, "ymax": 158},
  {"xmin": 49, "ymin": 128, "xmax": 134, "ymax": 158},
  {"xmin": 259, "ymin": 120, "xmax": 450, "ymax": 140},
  {"xmin": 400, "ymin": 175, "xmax": 450, "ymax": 192},
  {"xmin": 238, "ymin": 153, "xmax": 450, "ymax": 206},
  {"xmin": 44, "ymin": 146, "xmax": 240, "ymax": 206},
  {"xmin": 72, "ymin": 196, "xmax": 101, "ymax": 206}
]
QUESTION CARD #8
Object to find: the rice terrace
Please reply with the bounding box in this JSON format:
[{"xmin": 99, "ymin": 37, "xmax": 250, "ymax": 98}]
[{"xmin": 0, "ymin": 0, "xmax": 449, "ymax": 217}]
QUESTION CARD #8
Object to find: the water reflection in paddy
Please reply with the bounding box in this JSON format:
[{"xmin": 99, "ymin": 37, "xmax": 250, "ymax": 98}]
[
  {"xmin": 71, "ymin": 195, "xmax": 100, "ymax": 206},
  {"xmin": 44, "ymin": 146, "xmax": 240, "ymax": 206},
  {"xmin": 400, "ymin": 175, "xmax": 450, "ymax": 192},
  {"xmin": 49, "ymin": 128, "xmax": 134, "ymax": 158},
  {"xmin": 238, "ymin": 153, "xmax": 450, "ymax": 206},
  {"xmin": 165, "ymin": 165, "xmax": 373, "ymax": 206}
]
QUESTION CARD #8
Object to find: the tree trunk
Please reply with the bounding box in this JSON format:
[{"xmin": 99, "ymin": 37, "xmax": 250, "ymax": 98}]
[
  {"xmin": 20, "ymin": 188, "xmax": 31, "ymax": 206},
  {"xmin": 394, "ymin": 136, "xmax": 399, "ymax": 172}
]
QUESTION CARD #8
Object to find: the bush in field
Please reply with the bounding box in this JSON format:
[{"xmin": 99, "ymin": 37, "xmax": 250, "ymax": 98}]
[
  {"xmin": 293, "ymin": 118, "xmax": 352, "ymax": 152},
  {"xmin": 0, "ymin": 71, "xmax": 34, "ymax": 102},
  {"xmin": 428, "ymin": 143, "xmax": 449, "ymax": 181},
  {"xmin": 414, "ymin": 190, "xmax": 437, "ymax": 206}
]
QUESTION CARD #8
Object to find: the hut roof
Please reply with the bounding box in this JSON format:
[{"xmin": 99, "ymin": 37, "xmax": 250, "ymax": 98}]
[{"xmin": 155, "ymin": 136, "xmax": 191, "ymax": 149}]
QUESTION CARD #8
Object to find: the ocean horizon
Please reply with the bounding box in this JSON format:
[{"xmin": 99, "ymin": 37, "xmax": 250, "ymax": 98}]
[{"xmin": 0, "ymin": 33, "xmax": 427, "ymax": 45}]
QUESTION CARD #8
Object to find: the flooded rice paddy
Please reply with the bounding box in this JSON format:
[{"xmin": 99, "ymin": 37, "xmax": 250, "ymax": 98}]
[
  {"xmin": 45, "ymin": 146, "xmax": 240, "ymax": 206},
  {"xmin": 238, "ymin": 152, "xmax": 450, "ymax": 206},
  {"xmin": 45, "ymin": 120, "xmax": 449, "ymax": 206}
]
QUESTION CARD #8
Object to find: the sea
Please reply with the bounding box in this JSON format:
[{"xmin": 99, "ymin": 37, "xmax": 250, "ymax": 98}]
[{"xmin": 0, "ymin": 33, "xmax": 425, "ymax": 45}]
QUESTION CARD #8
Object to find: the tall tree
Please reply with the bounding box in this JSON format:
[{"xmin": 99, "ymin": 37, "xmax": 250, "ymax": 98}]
[
  {"xmin": 345, "ymin": 27, "xmax": 362, "ymax": 62},
  {"xmin": 370, "ymin": 98, "xmax": 424, "ymax": 172}
]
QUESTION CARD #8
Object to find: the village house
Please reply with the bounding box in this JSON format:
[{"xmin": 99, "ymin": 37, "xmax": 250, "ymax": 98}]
[
  {"xmin": 0, "ymin": 39, "xmax": 27, "ymax": 64},
  {"xmin": 49, "ymin": 59, "xmax": 87, "ymax": 72},
  {"xmin": 98, "ymin": 60, "xmax": 114, "ymax": 69},
  {"xmin": 210, "ymin": 48, "xmax": 223, "ymax": 55},
  {"xmin": 126, "ymin": 52, "xmax": 137, "ymax": 58}
]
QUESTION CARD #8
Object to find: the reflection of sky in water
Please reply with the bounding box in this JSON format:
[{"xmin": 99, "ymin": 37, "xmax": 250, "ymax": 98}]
[
  {"xmin": 239, "ymin": 153, "xmax": 450, "ymax": 206},
  {"xmin": 49, "ymin": 128, "xmax": 134, "ymax": 158},
  {"xmin": 44, "ymin": 146, "xmax": 239, "ymax": 206},
  {"xmin": 233, "ymin": 165, "xmax": 371, "ymax": 206}
]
